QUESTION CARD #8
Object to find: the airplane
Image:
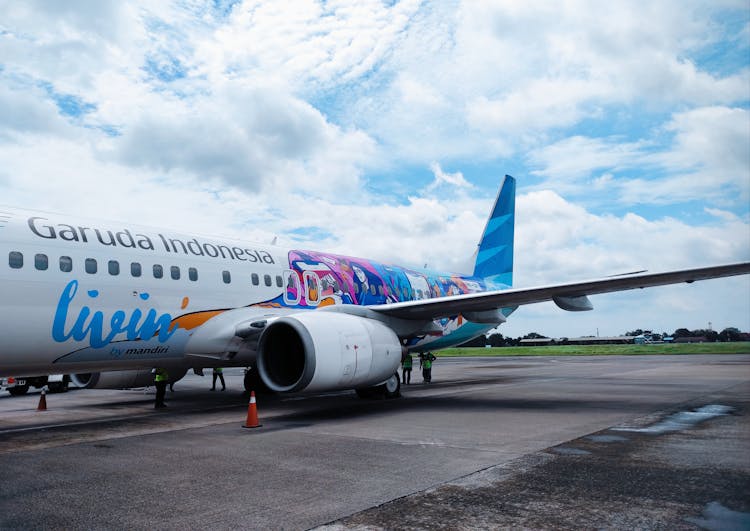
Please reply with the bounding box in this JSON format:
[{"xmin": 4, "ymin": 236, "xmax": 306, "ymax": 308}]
[{"xmin": 1, "ymin": 176, "xmax": 748, "ymax": 398}]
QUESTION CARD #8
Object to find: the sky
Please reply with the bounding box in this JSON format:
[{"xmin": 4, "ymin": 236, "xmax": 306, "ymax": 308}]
[{"xmin": 0, "ymin": 0, "xmax": 749, "ymax": 338}]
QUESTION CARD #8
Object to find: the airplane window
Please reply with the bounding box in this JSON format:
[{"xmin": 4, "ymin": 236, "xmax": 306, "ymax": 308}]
[
  {"xmin": 35, "ymin": 254, "xmax": 49, "ymax": 271},
  {"xmin": 353, "ymin": 283, "xmax": 359, "ymax": 294},
  {"xmin": 222, "ymin": 270, "xmax": 231, "ymax": 284},
  {"xmin": 153, "ymin": 264, "xmax": 163, "ymax": 279},
  {"xmin": 369, "ymin": 284, "xmax": 376, "ymax": 296},
  {"xmin": 108, "ymin": 260, "xmax": 120, "ymax": 276},
  {"xmin": 59, "ymin": 256, "xmax": 72, "ymax": 272},
  {"xmin": 377, "ymin": 285, "xmax": 384, "ymax": 296},
  {"xmin": 276, "ymin": 275, "xmax": 283, "ymax": 287},
  {"xmin": 85, "ymin": 258, "xmax": 97, "ymax": 274},
  {"xmin": 264, "ymin": 274, "xmax": 272, "ymax": 286},
  {"xmin": 8, "ymin": 251, "xmax": 23, "ymax": 269},
  {"xmin": 189, "ymin": 267, "xmax": 198, "ymax": 281},
  {"xmin": 171, "ymin": 266, "xmax": 180, "ymax": 280},
  {"xmin": 251, "ymin": 273, "xmax": 259, "ymax": 286},
  {"xmin": 131, "ymin": 262, "xmax": 142, "ymax": 277}
]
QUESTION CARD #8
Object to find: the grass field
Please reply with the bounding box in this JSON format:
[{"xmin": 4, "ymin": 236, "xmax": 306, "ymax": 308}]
[{"xmin": 436, "ymin": 342, "xmax": 750, "ymax": 357}]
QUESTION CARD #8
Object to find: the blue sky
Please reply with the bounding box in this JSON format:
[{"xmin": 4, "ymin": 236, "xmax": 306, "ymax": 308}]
[{"xmin": 0, "ymin": 0, "xmax": 748, "ymax": 337}]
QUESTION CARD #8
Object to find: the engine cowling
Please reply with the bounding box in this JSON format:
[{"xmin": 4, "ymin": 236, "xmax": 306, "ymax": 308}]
[
  {"xmin": 71, "ymin": 368, "xmax": 187, "ymax": 389},
  {"xmin": 257, "ymin": 312, "xmax": 402, "ymax": 393}
]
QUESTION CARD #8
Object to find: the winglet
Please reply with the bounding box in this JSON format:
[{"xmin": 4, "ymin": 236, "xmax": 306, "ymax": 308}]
[{"xmin": 472, "ymin": 175, "xmax": 515, "ymax": 287}]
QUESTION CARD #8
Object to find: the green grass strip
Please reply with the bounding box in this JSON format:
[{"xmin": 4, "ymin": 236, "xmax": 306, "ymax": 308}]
[{"xmin": 435, "ymin": 342, "xmax": 750, "ymax": 357}]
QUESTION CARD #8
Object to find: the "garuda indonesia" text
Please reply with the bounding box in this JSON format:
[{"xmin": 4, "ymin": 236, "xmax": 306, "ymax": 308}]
[{"xmin": 27, "ymin": 216, "xmax": 275, "ymax": 264}]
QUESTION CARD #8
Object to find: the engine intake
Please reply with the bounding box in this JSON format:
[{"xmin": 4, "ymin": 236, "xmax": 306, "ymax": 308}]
[{"xmin": 257, "ymin": 312, "xmax": 401, "ymax": 393}]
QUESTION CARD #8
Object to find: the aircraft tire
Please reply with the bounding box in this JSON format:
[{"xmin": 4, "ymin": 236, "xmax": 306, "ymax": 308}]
[
  {"xmin": 382, "ymin": 372, "xmax": 401, "ymax": 399},
  {"xmin": 243, "ymin": 367, "xmax": 271, "ymax": 395},
  {"xmin": 356, "ymin": 373, "xmax": 401, "ymax": 400},
  {"xmin": 8, "ymin": 384, "xmax": 29, "ymax": 396},
  {"xmin": 48, "ymin": 380, "xmax": 69, "ymax": 393}
]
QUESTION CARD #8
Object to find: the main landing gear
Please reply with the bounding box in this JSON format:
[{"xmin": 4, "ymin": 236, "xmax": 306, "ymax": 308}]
[{"xmin": 355, "ymin": 372, "xmax": 401, "ymax": 400}]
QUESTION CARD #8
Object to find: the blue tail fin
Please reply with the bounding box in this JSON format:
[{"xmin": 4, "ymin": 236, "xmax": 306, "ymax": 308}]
[{"xmin": 472, "ymin": 175, "xmax": 515, "ymax": 287}]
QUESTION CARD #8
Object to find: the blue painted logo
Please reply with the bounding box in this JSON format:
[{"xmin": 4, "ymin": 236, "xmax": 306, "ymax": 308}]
[{"xmin": 52, "ymin": 280, "xmax": 178, "ymax": 349}]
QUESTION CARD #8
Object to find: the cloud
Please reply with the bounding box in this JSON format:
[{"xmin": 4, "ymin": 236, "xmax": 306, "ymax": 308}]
[
  {"xmin": 0, "ymin": 84, "xmax": 76, "ymax": 138},
  {"xmin": 108, "ymin": 82, "xmax": 376, "ymax": 197},
  {"xmin": 526, "ymin": 106, "xmax": 750, "ymax": 209},
  {"xmin": 0, "ymin": 0, "xmax": 748, "ymax": 340},
  {"xmin": 425, "ymin": 162, "xmax": 473, "ymax": 193}
]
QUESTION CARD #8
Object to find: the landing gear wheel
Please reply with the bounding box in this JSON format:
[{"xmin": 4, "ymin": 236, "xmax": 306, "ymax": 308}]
[
  {"xmin": 356, "ymin": 372, "xmax": 401, "ymax": 400},
  {"xmin": 48, "ymin": 379, "xmax": 69, "ymax": 393},
  {"xmin": 382, "ymin": 372, "xmax": 401, "ymax": 399},
  {"xmin": 8, "ymin": 384, "xmax": 29, "ymax": 396},
  {"xmin": 243, "ymin": 367, "xmax": 271, "ymax": 395}
]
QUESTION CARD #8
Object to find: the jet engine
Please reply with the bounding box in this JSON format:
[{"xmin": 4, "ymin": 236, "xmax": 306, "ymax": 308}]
[
  {"xmin": 70, "ymin": 368, "xmax": 187, "ymax": 389},
  {"xmin": 256, "ymin": 312, "xmax": 402, "ymax": 394}
]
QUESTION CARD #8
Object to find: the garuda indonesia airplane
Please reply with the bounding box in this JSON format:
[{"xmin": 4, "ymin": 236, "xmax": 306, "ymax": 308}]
[{"xmin": 1, "ymin": 176, "xmax": 748, "ymax": 398}]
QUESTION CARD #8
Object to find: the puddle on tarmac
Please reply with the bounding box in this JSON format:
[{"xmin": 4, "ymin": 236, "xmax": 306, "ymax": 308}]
[
  {"xmin": 685, "ymin": 501, "xmax": 750, "ymax": 530},
  {"xmin": 551, "ymin": 446, "xmax": 591, "ymax": 456},
  {"xmin": 613, "ymin": 404, "xmax": 733, "ymax": 435},
  {"xmin": 585, "ymin": 434, "xmax": 629, "ymax": 443}
]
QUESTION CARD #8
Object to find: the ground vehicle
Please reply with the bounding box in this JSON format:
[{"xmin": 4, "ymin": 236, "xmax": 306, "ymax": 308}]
[{"xmin": 1, "ymin": 374, "xmax": 70, "ymax": 395}]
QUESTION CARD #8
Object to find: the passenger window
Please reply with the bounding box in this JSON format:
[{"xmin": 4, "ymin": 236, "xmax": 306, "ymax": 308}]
[
  {"xmin": 353, "ymin": 283, "xmax": 359, "ymax": 294},
  {"xmin": 85, "ymin": 258, "xmax": 97, "ymax": 274},
  {"xmin": 171, "ymin": 266, "xmax": 180, "ymax": 280},
  {"xmin": 131, "ymin": 262, "xmax": 142, "ymax": 277},
  {"xmin": 8, "ymin": 251, "xmax": 23, "ymax": 269},
  {"xmin": 35, "ymin": 253, "xmax": 48, "ymax": 271},
  {"xmin": 153, "ymin": 264, "xmax": 163, "ymax": 279},
  {"xmin": 222, "ymin": 270, "xmax": 231, "ymax": 284},
  {"xmin": 251, "ymin": 273, "xmax": 259, "ymax": 286},
  {"xmin": 377, "ymin": 285, "xmax": 384, "ymax": 296},
  {"xmin": 264, "ymin": 274, "xmax": 272, "ymax": 286},
  {"xmin": 59, "ymin": 256, "xmax": 72, "ymax": 272},
  {"xmin": 189, "ymin": 267, "xmax": 198, "ymax": 281},
  {"xmin": 369, "ymin": 284, "xmax": 376, "ymax": 296},
  {"xmin": 108, "ymin": 260, "xmax": 120, "ymax": 275},
  {"xmin": 276, "ymin": 275, "xmax": 283, "ymax": 287}
]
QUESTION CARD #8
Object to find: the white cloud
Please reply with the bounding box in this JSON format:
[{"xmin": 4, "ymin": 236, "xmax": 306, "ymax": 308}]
[
  {"xmin": 0, "ymin": 0, "xmax": 748, "ymax": 340},
  {"xmin": 526, "ymin": 106, "xmax": 750, "ymax": 208},
  {"xmin": 108, "ymin": 82, "xmax": 376, "ymax": 197}
]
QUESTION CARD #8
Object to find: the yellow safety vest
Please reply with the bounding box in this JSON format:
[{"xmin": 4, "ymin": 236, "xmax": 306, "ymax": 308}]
[{"xmin": 154, "ymin": 368, "xmax": 168, "ymax": 382}]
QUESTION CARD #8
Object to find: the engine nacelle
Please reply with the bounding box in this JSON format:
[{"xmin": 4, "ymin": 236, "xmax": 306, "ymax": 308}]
[
  {"xmin": 71, "ymin": 368, "xmax": 187, "ymax": 389},
  {"xmin": 257, "ymin": 312, "xmax": 402, "ymax": 393}
]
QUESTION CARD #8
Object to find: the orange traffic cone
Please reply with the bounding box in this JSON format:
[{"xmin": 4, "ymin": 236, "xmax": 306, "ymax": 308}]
[
  {"xmin": 37, "ymin": 389, "xmax": 47, "ymax": 411},
  {"xmin": 243, "ymin": 391, "xmax": 262, "ymax": 428}
]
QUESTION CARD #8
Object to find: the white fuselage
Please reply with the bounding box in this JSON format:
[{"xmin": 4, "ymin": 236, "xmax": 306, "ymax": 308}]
[{"xmin": 0, "ymin": 207, "xmax": 490, "ymax": 377}]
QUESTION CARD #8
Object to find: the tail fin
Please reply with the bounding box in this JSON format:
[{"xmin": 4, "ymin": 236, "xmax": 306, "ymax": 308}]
[{"xmin": 472, "ymin": 175, "xmax": 515, "ymax": 287}]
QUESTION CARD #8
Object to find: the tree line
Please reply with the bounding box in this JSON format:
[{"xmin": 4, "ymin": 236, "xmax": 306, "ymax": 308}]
[{"xmin": 459, "ymin": 326, "xmax": 747, "ymax": 347}]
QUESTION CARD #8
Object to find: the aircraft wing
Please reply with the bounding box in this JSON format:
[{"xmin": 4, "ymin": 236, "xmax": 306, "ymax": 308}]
[{"xmin": 365, "ymin": 262, "xmax": 750, "ymax": 321}]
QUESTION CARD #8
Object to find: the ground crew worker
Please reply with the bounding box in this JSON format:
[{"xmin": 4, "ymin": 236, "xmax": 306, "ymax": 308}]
[
  {"xmin": 211, "ymin": 367, "xmax": 226, "ymax": 391},
  {"xmin": 421, "ymin": 352, "xmax": 436, "ymax": 383},
  {"xmin": 153, "ymin": 367, "xmax": 168, "ymax": 408},
  {"xmin": 402, "ymin": 353, "xmax": 413, "ymax": 384}
]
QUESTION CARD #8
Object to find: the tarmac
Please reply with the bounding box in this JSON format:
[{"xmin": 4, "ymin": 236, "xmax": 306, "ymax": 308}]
[{"xmin": 0, "ymin": 354, "xmax": 748, "ymax": 530}]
